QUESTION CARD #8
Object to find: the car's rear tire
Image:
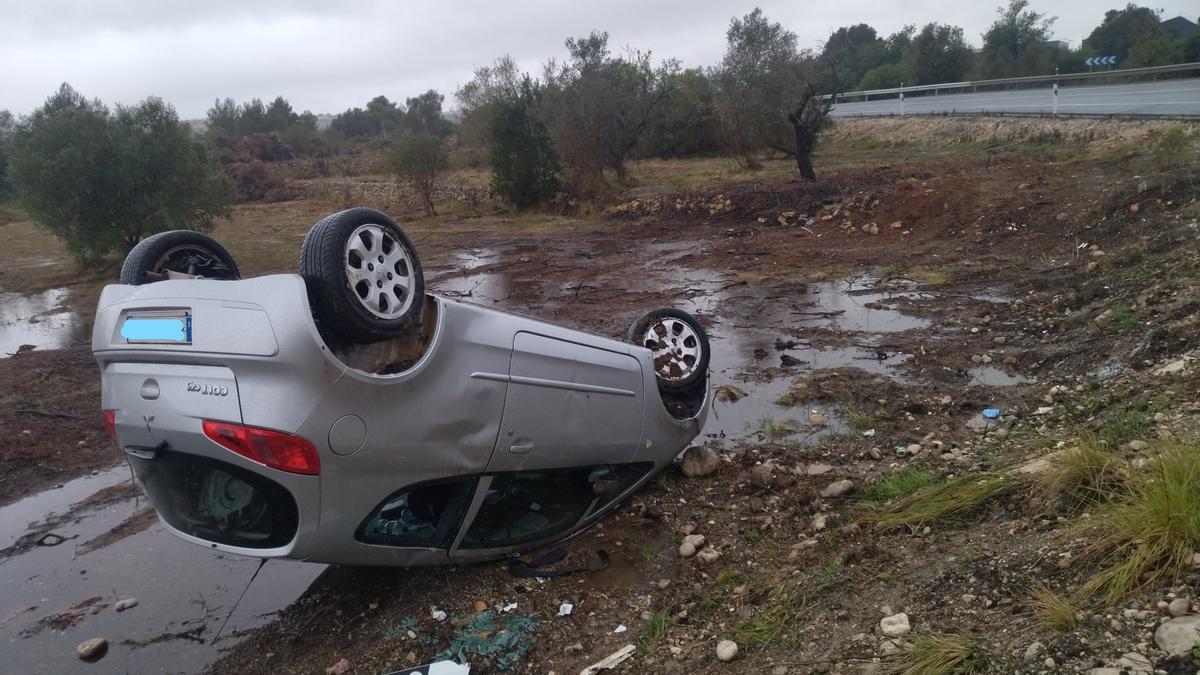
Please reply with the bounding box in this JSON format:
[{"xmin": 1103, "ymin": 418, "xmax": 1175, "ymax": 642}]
[
  {"xmin": 300, "ymin": 208, "xmax": 425, "ymax": 344},
  {"xmin": 627, "ymin": 308, "xmax": 710, "ymax": 392},
  {"xmin": 120, "ymin": 230, "xmax": 241, "ymax": 285}
]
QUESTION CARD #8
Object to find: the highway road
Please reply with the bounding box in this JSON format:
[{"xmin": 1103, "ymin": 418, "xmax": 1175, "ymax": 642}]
[{"xmin": 830, "ymin": 78, "xmax": 1200, "ymax": 117}]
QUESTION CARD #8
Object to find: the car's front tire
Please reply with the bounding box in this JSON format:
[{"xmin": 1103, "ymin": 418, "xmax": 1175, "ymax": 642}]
[
  {"xmin": 627, "ymin": 308, "xmax": 710, "ymax": 392},
  {"xmin": 300, "ymin": 208, "xmax": 425, "ymax": 343}
]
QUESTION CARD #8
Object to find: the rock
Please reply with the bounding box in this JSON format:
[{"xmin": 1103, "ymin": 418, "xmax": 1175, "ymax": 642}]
[
  {"xmin": 880, "ymin": 613, "xmax": 910, "ymax": 638},
  {"xmin": 325, "ymin": 659, "xmax": 351, "ymax": 675},
  {"xmin": 474, "ymin": 600, "xmax": 488, "ymax": 612},
  {"xmin": 682, "ymin": 534, "xmax": 706, "ymax": 548},
  {"xmin": 564, "ymin": 642, "xmax": 584, "ymax": 654},
  {"xmin": 808, "ymin": 411, "xmax": 828, "ymax": 425},
  {"xmin": 114, "ymin": 597, "xmax": 138, "ymax": 612},
  {"xmin": 697, "ymin": 548, "xmax": 721, "ymax": 564},
  {"xmin": 1044, "ymin": 657, "xmax": 1056, "ymax": 668},
  {"xmin": 820, "ymin": 479, "xmax": 855, "ymax": 498},
  {"xmin": 1117, "ymin": 652, "xmax": 1153, "ymax": 672},
  {"xmin": 679, "ymin": 542, "xmax": 697, "ymax": 558},
  {"xmin": 1128, "ymin": 440, "xmax": 1149, "ymax": 451},
  {"xmin": 1169, "ymin": 597, "xmax": 1191, "ymax": 617},
  {"xmin": 811, "ymin": 513, "xmax": 828, "ymax": 531},
  {"xmin": 1023, "ymin": 641, "xmax": 1043, "ymax": 661},
  {"xmin": 76, "ymin": 638, "xmax": 107, "ymax": 662},
  {"xmin": 1155, "ymin": 615, "xmax": 1200, "ymax": 655},
  {"xmin": 681, "ymin": 446, "xmax": 721, "ymax": 478},
  {"xmin": 993, "ymin": 427, "xmax": 1009, "ymax": 439},
  {"xmin": 905, "ymin": 444, "xmax": 922, "ymax": 454},
  {"xmin": 716, "ymin": 639, "xmax": 739, "ymax": 662},
  {"xmin": 749, "ymin": 465, "xmax": 774, "ymax": 488}
]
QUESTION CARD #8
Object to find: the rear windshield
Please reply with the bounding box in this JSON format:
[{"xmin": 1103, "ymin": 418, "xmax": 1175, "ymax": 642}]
[{"xmin": 128, "ymin": 451, "xmax": 299, "ymax": 549}]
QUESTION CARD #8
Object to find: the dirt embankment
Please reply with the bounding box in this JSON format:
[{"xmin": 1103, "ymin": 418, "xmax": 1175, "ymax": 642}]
[{"xmin": 0, "ymin": 344, "xmax": 114, "ymax": 505}]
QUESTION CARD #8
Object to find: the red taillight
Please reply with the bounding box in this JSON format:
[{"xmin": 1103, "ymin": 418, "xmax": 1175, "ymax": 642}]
[
  {"xmin": 202, "ymin": 420, "xmax": 321, "ymax": 475},
  {"xmin": 102, "ymin": 410, "xmax": 117, "ymax": 444}
]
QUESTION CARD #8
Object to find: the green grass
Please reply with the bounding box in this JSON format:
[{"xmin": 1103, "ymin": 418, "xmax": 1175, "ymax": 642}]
[
  {"xmin": 1107, "ymin": 304, "xmax": 1140, "ymax": 333},
  {"xmin": 715, "ymin": 566, "xmax": 747, "ymax": 589},
  {"xmin": 730, "ymin": 578, "xmax": 810, "ymax": 649},
  {"xmin": 752, "ymin": 417, "xmax": 800, "ymax": 439},
  {"xmin": 636, "ymin": 608, "xmax": 672, "ymax": 656},
  {"xmin": 861, "ymin": 467, "xmax": 938, "ymax": 503},
  {"xmin": 872, "ymin": 473, "xmax": 1018, "ymax": 528},
  {"xmin": 847, "ymin": 406, "xmax": 877, "ymax": 433},
  {"xmin": 637, "ymin": 545, "xmax": 658, "ymax": 563},
  {"xmin": 1035, "ymin": 434, "xmax": 1126, "ymax": 509},
  {"xmin": 885, "ymin": 633, "xmax": 982, "ymax": 675},
  {"xmin": 1027, "ymin": 583, "xmax": 1079, "ymax": 633},
  {"xmin": 774, "ymin": 392, "xmax": 798, "ymax": 407},
  {"xmin": 1098, "ymin": 407, "xmax": 1151, "ymax": 449},
  {"xmin": 1077, "ymin": 440, "xmax": 1200, "ymax": 606}
]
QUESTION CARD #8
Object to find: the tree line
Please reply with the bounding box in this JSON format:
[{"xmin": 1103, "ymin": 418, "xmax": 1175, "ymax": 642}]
[{"xmin": 0, "ymin": 2, "xmax": 1195, "ymax": 258}]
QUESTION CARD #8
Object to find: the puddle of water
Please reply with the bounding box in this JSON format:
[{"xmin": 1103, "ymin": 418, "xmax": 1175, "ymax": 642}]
[
  {"xmin": 679, "ymin": 271, "xmax": 925, "ymax": 443},
  {"xmin": 0, "ymin": 288, "xmax": 86, "ymax": 357},
  {"xmin": 0, "ymin": 468, "xmax": 325, "ymax": 674},
  {"xmin": 967, "ymin": 366, "xmax": 1030, "ymax": 387}
]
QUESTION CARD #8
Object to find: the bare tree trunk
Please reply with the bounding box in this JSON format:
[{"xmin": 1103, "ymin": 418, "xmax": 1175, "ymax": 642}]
[{"xmin": 787, "ymin": 83, "xmax": 830, "ymax": 182}]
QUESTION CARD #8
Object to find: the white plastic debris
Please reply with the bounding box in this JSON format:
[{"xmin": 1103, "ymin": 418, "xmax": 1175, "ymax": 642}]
[
  {"xmin": 579, "ymin": 644, "xmax": 636, "ymax": 675},
  {"xmin": 501, "ymin": 602, "xmax": 517, "ymax": 613},
  {"xmin": 558, "ymin": 602, "xmax": 573, "ymax": 616},
  {"xmin": 862, "ymin": 429, "xmax": 876, "ymax": 437},
  {"xmin": 431, "ymin": 609, "xmax": 448, "ymax": 622},
  {"xmin": 613, "ymin": 624, "xmax": 627, "ymax": 634}
]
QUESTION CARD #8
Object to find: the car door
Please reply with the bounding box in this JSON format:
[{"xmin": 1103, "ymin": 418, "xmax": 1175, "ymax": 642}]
[{"xmin": 486, "ymin": 331, "xmax": 644, "ymax": 472}]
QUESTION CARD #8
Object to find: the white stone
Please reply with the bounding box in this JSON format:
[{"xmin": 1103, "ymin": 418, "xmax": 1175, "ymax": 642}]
[
  {"xmin": 820, "ymin": 479, "xmax": 855, "ymax": 498},
  {"xmin": 716, "ymin": 639, "xmax": 739, "ymax": 662},
  {"xmin": 697, "ymin": 548, "xmax": 721, "ymax": 564},
  {"xmin": 678, "ymin": 542, "xmax": 697, "ymax": 558},
  {"xmin": 1155, "ymin": 615, "xmax": 1200, "ymax": 656},
  {"xmin": 114, "ymin": 597, "xmax": 138, "ymax": 612},
  {"xmin": 880, "ymin": 613, "xmax": 911, "ymax": 638},
  {"xmin": 1023, "ymin": 641, "xmax": 1043, "ymax": 661},
  {"xmin": 1169, "ymin": 597, "xmax": 1192, "ymax": 617}
]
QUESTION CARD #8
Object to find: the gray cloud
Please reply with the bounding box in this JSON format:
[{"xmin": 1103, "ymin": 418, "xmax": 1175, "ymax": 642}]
[{"xmin": 1, "ymin": 1, "xmax": 1193, "ymax": 118}]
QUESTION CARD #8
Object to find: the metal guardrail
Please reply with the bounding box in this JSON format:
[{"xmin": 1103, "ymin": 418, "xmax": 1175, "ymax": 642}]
[{"xmin": 831, "ymin": 61, "xmax": 1200, "ymax": 101}]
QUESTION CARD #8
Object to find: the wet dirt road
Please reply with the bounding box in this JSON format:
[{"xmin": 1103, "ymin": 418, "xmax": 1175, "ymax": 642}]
[{"xmin": 0, "ymin": 467, "xmax": 325, "ymax": 674}]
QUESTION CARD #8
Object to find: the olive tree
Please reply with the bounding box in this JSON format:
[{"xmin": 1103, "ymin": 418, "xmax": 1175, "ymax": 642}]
[
  {"xmin": 9, "ymin": 84, "xmax": 233, "ymax": 260},
  {"xmin": 389, "ymin": 133, "xmax": 448, "ymax": 216},
  {"xmin": 539, "ymin": 32, "xmax": 677, "ymax": 187}
]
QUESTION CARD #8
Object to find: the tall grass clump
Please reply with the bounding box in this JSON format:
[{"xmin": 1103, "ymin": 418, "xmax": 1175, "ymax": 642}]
[
  {"xmin": 873, "ymin": 473, "xmax": 1017, "ymax": 528},
  {"xmin": 885, "ymin": 633, "xmax": 981, "ymax": 674},
  {"xmin": 1077, "ymin": 440, "xmax": 1200, "ymax": 606}
]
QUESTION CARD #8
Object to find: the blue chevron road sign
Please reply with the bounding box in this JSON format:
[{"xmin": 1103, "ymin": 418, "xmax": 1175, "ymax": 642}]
[{"xmin": 1086, "ymin": 56, "xmax": 1118, "ymax": 66}]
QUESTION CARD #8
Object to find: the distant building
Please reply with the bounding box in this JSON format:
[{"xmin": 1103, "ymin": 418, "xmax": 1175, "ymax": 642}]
[
  {"xmin": 1160, "ymin": 15, "xmax": 1199, "ymax": 38},
  {"xmin": 1045, "ymin": 39, "xmax": 1071, "ymax": 50}
]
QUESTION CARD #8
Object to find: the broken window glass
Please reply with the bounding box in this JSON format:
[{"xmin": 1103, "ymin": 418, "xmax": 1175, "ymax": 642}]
[
  {"xmin": 357, "ymin": 478, "xmax": 475, "ymax": 547},
  {"xmin": 460, "ymin": 468, "xmax": 596, "ymax": 549}
]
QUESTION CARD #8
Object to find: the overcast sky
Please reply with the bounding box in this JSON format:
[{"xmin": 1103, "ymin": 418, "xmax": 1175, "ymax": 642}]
[{"xmin": 1, "ymin": 1, "xmax": 1195, "ymax": 119}]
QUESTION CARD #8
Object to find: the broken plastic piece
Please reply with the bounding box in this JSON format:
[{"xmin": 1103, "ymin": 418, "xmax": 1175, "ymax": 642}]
[
  {"xmin": 558, "ymin": 602, "xmax": 573, "ymax": 616},
  {"xmin": 382, "ymin": 661, "xmax": 470, "ymax": 675},
  {"xmin": 431, "ymin": 609, "xmax": 447, "ymax": 622},
  {"xmin": 580, "ymin": 644, "xmax": 636, "ymax": 675},
  {"xmin": 613, "ymin": 624, "xmax": 627, "ymax": 633},
  {"xmin": 982, "ymin": 408, "xmax": 1000, "ymax": 419}
]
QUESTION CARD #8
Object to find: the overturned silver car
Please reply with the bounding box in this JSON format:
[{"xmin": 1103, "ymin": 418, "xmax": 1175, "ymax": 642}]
[{"xmin": 94, "ymin": 208, "xmax": 710, "ymax": 566}]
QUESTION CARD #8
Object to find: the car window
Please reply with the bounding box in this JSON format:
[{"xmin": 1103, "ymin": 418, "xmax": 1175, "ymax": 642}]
[
  {"xmin": 357, "ymin": 478, "xmax": 475, "ymax": 548},
  {"xmin": 460, "ymin": 468, "xmax": 596, "ymax": 549}
]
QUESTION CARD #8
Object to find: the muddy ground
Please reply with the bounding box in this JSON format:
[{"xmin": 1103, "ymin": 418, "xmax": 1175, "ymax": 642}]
[{"xmin": 1, "ymin": 117, "xmax": 1198, "ymax": 674}]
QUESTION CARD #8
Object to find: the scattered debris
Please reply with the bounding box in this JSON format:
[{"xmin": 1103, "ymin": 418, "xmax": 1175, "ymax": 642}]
[{"xmin": 579, "ymin": 644, "xmax": 635, "ymax": 674}]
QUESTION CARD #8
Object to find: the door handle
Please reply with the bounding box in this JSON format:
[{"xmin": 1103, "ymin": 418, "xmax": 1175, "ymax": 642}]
[{"xmin": 509, "ymin": 440, "xmax": 534, "ymax": 454}]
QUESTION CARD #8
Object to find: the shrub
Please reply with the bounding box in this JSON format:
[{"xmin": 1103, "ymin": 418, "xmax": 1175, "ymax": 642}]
[
  {"xmin": 490, "ymin": 79, "xmax": 560, "ymax": 209},
  {"xmin": 9, "ymin": 84, "xmax": 232, "ymax": 259},
  {"xmin": 228, "ymin": 160, "xmax": 294, "ymax": 203},
  {"xmin": 388, "ymin": 133, "xmax": 448, "ymax": 216}
]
